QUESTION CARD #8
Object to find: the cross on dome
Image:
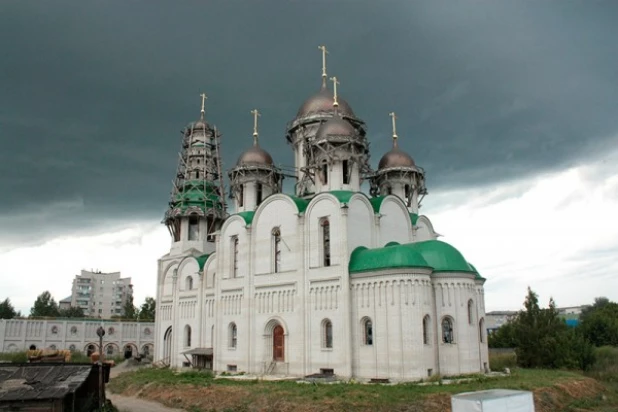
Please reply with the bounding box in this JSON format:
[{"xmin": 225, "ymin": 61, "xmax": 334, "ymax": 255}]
[
  {"xmin": 318, "ymin": 45, "xmax": 328, "ymax": 88},
  {"xmin": 330, "ymin": 76, "xmax": 340, "ymax": 108},
  {"xmin": 251, "ymin": 109, "xmax": 261, "ymax": 145},
  {"xmin": 389, "ymin": 112, "xmax": 399, "ymax": 147},
  {"xmin": 200, "ymin": 93, "xmax": 207, "ymax": 119}
]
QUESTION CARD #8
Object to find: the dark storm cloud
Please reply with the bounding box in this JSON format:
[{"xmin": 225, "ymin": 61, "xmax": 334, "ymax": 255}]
[{"xmin": 1, "ymin": 0, "xmax": 618, "ymax": 243}]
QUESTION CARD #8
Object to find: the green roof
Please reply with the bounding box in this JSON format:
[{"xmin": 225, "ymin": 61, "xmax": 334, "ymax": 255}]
[
  {"xmin": 369, "ymin": 196, "xmax": 385, "ymax": 213},
  {"xmin": 348, "ymin": 240, "xmax": 482, "ymax": 277},
  {"xmin": 409, "ymin": 213, "xmax": 419, "ymax": 225},
  {"xmin": 285, "ymin": 195, "xmax": 309, "ymax": 213},
  {"xmin": 196, "ymin": 254, "xmax": 210, "ymax": 270},
  {"xmin": 235, "ymin": 211, "xmax": 255, "ymax": 225},
  {"xmin": 349, "ymin": 245, "xmax": 431, "ymax": 273},
  {"xmin": 328, "ymin": 190, "xmax": 356, "ymax": 204},
  {"xmin": 404, "ymin": 240, "xmax": 475, "ymax": 273}
]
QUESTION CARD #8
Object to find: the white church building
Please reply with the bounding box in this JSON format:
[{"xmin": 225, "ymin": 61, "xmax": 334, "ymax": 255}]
[{"xmin": 154, "ymin": 47, "xmax": 489, "ymax": 381}]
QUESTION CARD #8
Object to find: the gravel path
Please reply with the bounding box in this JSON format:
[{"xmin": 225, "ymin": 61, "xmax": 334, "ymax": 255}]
[{"xmin": 107, "ymin": 392, "xmax": 185, "ymax": 412}]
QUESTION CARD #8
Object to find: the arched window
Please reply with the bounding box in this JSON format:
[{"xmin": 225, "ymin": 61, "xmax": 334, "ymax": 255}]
[
  {"xmin": 322, "ymin": 319, "xmax": 333, "ymax": 349},
  {"xmin": 423, "ymin": 315, "xmax": 431, "ymax": 344},
  {"xmin": 231, "ymin": 236, "xmax": 239, "ymax": 277},
  {"xmin": 238, "ymin": 186, "xmax": 244, "ymax": 207},
  {"xmin": 479, "ymin": 318, "xmax": 485, "ymax": 343},
  {"xmin": 321, "ymin": 219, "xmax": 331, "ymax": 267},
  {"xmin": 184, "ymin": 325, "xmax": 192, "ymax": 347},
  {"xmin": 106, "ymin": 345, "xmax": 114, "ymax": 356},
  {"xmin": 322, "ymin": 162, "xmax": 328, "ymax": 184},
  {"xmin": 211, "ymin": 325, "xmax": 215, "ymax": 347},
  {"xmin": 362, "ymin": 317, "xmax": 373, "ymax": 345},
  {"xmin": 468, "ymin": 299, "xmax": 474, "ymax": 325},
  {"xmin": 256, "ymin": 183, "xmax": 263, "ymax": 205},
  {"xmin": 442, "ymin": 317, "xmax": 454, "ymax": 344},
  {"xmin": 404, "ymin": 184, "xmax": 411, "ymax": 199},
  {"xmin": 342, "ymin": 160, "xmax": 350, "ymax": 184},
  {"xmin": 186, "ymin": 276, "xmax": 193, "ymax": 291},
  {"xmin": 229, "ymin": 323, "xmax": 237, "ymax": 348},
  {"xmin": 272, "ymin": 227, "xmax": 282, "ymax": 273},
  {"xmin": 188, "ymin": 215, "xmax": 199, "ymax": 241}
]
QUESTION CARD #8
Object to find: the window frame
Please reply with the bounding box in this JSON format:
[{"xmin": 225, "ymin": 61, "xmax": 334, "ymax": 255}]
[
  {"xmin": 322, "ymin": 319, "xmax": 333, "ymax": 349},
  {"xmin": 342, "ymin": 159, "xmax": 350, "ymax": 184},
  {"xmin": 321, "ymin": 218, "xmax": 331, "ymax": 267},
  {"xmin": 422, "ymin": 315, "xmax": 431, "ymax": 345},
  {"xmin": 272, "ymin": 227, "xmax": 282, "ymax": 273},
  {"xmin": 231, "ymin": 236, "xmax": 239, "ymax": 278},
  {"xmin": 441, "ymin": 316, "xmax": 455, "ymax": 344},
  {"xmin": 362, "ymin": 317, "xmax": 373, "ymax": 346},
  {"xmin": 229, "ymin": 323, "xmax": 238, "ymax": 349}
]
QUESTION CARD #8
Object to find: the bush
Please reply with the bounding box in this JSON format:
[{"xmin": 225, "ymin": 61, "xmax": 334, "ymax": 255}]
[
  {"xmin": 489, "ymin": 351, "xmax": 517, "ymax": 372},
  {"xmin": 0, "ymin": 352, "xmax": 27, "ymax": 363},
  {"xmin": 587, "ymin": 346, "xmax": 618, "ymax": 382}
]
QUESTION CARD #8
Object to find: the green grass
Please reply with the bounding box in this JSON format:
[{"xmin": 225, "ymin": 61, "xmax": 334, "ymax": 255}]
[
  {"xmin": 489, "ymin": 351, "xmax": 517, "ymax": 371},
  {"xmin": 108, "ymin": 367, "xmax": 590, "ymax": 411}
]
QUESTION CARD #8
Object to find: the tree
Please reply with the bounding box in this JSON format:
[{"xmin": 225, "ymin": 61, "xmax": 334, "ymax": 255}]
[
  {"xmin": 506, "ymin": 287, "xmax": 594, "ymax": 369},
  {"xmin": 30, "ymin": 291, "xmax": 59, "ymax": 318},
  {"xmin": 122, "ymin": 294, "xmax": 137, "ymax": 320},
  {"xmin": 0, "ymin": 298, "xmax": 18, "ymax": 319},
  {"xmin": 58, "ymin": 306, "xmax": 85, "ymax": 318},
  {"xmin": 138, "ymin": 297, "xmax": 156, "ymax": 321},
  {"xmin": 580, "ymin": 299, "xmax": 618, "ymax": 347}
]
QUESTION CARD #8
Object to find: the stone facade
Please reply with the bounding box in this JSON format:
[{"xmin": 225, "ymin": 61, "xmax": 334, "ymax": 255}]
[{"xmin": 0, "ymin": 319, "xmax": 154, "ymax": 357}]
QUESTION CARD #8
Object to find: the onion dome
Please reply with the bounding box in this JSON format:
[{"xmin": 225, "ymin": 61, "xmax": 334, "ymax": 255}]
[
  {"xmin": 297, "ymin": 87, "xmax": 355, "ymax": 118},
  {"xmin": 378, "ymin": 145, "xmax": 415, "ymax": 169},
  {"xmin": 315, "ymin": 116, "xmax": 356, "ymax": 141},
  {"xmin": 236, "ymin": 109, "xmax": 275, "ymax": 167},
  {"xmin": 378, "ymin": 112, "xmax": 415, "ymax": 169},
  {"xmin": 236, "ymin": 144, "xmax": 274, "ymax": 166}
]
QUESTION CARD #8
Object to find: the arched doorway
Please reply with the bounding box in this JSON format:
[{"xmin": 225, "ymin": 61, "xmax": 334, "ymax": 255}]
[
  {"xmin": 273, "ymin": 325, "xmax": 284, "ymax": 361},
  {"xmin": 163, "ymin": 326, "xmax": 173, "ymax": 364}
]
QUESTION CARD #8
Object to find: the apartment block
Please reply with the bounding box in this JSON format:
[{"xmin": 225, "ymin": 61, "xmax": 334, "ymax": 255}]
[{"xmin": 70, "ymin": 270, "xmax": 133, "ymax": 319}]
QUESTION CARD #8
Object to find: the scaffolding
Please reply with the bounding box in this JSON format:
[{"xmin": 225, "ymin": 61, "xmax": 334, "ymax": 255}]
[{"xmin": 164, "ymin": 108, "xmax": 226, "ymax": 242}]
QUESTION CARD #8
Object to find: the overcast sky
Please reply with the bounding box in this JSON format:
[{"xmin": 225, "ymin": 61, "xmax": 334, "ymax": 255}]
[{"xmin": 1, "ymin": 0, "xmax": 617, "ymax": 314}]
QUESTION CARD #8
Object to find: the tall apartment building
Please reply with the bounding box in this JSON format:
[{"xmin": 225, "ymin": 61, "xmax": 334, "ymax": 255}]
[{"xmin": 70, "ymin": 270, "xmax": 133, "ymax": 319}]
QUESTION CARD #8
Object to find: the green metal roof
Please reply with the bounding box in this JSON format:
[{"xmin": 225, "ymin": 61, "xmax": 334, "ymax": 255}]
[
  {"xmin": 285, "ymin": 195, "xmax": 310, "ymax": 213},
  {"xmin": 404, "ymin": 240, "xmax": 475, "ymax": 273},
  {"xmin": 348, "ymin": 240, "xmax": 482, "ymax": 276},
  {"xmin": 235, "ymin": 211, "xmax": 255, "ymax": 225},
  {"xmin": 196, "ymin": 254, "xmax": 210, "ymax": 270},
  {"xmin": 410, "ymin": 213, "xmax": 419, "ymax": 225},
  {"xmin": 349, "ymin": 245, "xmax": 431, "ymax": 273},
  {"xmin": 328, "ymin": 190, "xmax": 356, "ymax": 204},
  {"xmin": 369, "ymin": 196, "xmax": 385, "ymax": 213}
]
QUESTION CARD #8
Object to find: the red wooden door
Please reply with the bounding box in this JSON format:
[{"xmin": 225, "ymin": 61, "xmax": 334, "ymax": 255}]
[{"xmin": 273, "ymin": 325, "xmax": 284, "ymax": 361}]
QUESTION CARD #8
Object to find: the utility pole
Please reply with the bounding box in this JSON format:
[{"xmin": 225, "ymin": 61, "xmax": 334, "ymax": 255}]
[{"xmin": 96, "ymin": 326, "xmax": 106, "ymax": 411}]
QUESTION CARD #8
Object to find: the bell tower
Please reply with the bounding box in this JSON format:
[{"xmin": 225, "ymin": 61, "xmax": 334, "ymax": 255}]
[{"xmin": 163, "ymin": 94, "xmax": 227, "ymax": 254}]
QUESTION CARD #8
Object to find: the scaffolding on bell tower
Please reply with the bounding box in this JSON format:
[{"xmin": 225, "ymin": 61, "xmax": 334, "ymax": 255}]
[{"xmin": 163, "ymin": 94, "xmax": 227, "ymax": 242}]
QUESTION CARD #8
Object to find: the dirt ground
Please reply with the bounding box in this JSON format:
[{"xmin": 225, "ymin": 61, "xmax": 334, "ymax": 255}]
[{"xmin": 107, "ymin": 362, "xmax": 186, "ymax": 412}]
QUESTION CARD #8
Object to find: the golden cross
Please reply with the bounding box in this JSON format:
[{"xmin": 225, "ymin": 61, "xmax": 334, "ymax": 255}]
[
  {"xmin": 318, "ymin": 45, "xmax": 328, "ymax": 79},
  {"xmin": 200, "ymin": 93, "xmax": 207, "ymax": 118},
  {"xmin": 330, "ymin": 76, "xmax": 340, "ymax": 107},
  {"xmin": 251, "ymin": 109, "xmax": 261, "ymax": 144}
]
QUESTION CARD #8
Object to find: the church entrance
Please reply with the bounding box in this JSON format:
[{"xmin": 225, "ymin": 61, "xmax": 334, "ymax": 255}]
[{"xmin": 273, "ymin": 325, "xmax": 284, "ymax": 361}]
